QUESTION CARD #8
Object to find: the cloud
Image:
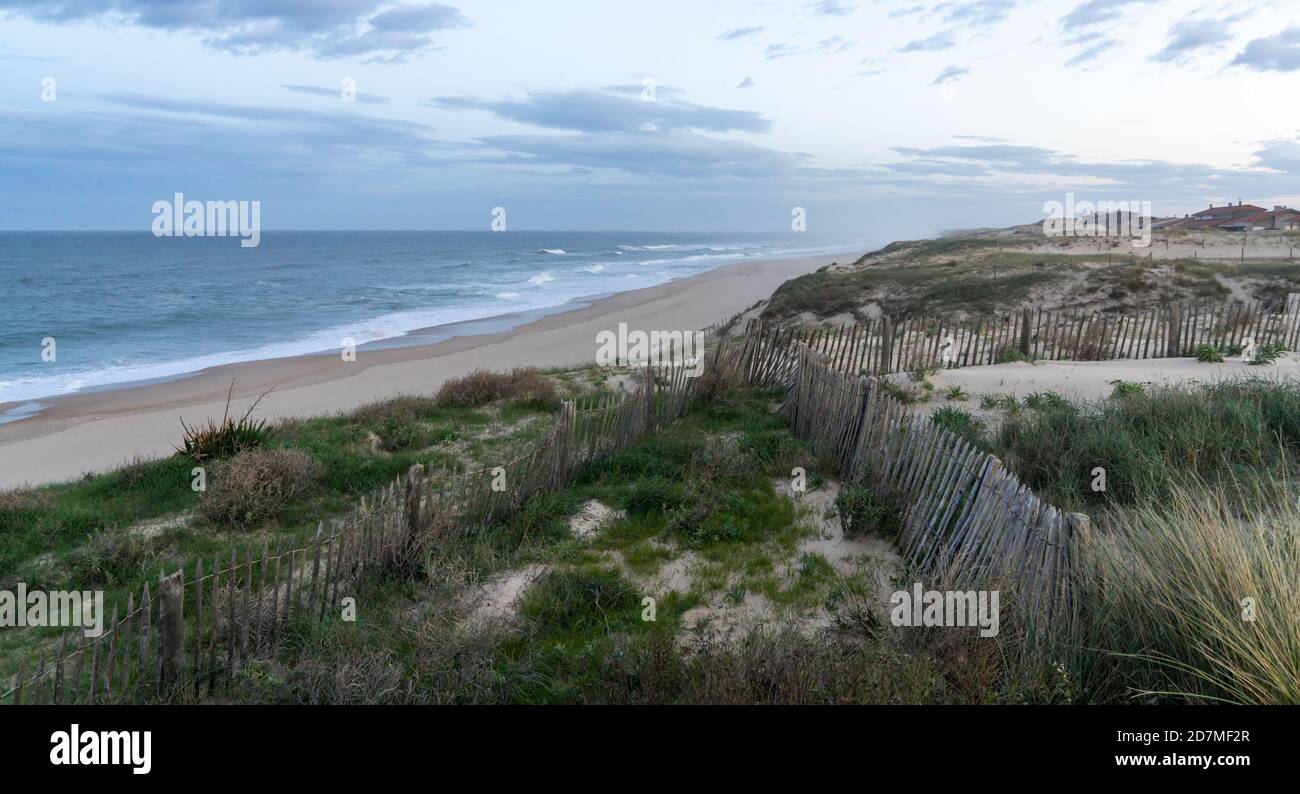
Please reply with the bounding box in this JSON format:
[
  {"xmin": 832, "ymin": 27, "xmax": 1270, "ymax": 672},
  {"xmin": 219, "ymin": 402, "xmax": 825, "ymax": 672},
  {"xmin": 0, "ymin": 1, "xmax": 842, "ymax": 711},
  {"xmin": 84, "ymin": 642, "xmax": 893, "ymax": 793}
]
[
  {"xmin": 717, "ymin": 26, "xmax": 764, "ymax": 40},
  {"xmin": 1057, "ymin": 0, "xmax": 1166, "ymax": 68},
  {"xmin": 932, "ymin": 65, "xmax": 970, "ymax": 85},
  {"xmin": 873, "ymin": 139, "xmax": 1300, "ymax": 205},
  {"xmin": 937, "ymin": 0, "xmax": 1017, "ymax": 29},
  {"xmin": 898, "ymin": 31, "xmax": 956, "ymax": 53},
  {"xmin": 1151, "ymin": 14, "xmax": 1238, "ymax": 64},
  {"xmin": 807, "ymin": 0, "xmax": 855, "ymax": 17},
  {"xmin": 1064, "ymin": 31, "xmax": 1118, "ymax": 67},
  {"xmin": 1232, "ymin": 27, "xmax": 1300, "ymax": 73},
  {"xmin": 817, "ymin": 36, "xmax": 854, "ymax": 54},
  {"xmin": 737, "ymin": 76, "xmax": 754, "ymax": 88},
  {"xmin": 429, "ymin": 89, "xmax": 771, "ymax": 134},
  {"xmin": 0, "ymin": 1, "xmax": 471, "ymax": 60},
  {"xmin": 473, "ymin": 131, "xmax": 806, "ymax": 179},
  {"xmin": 1060, "ymin": 0, "xmax": 1160, "ymax": 32},
  {"xmin": 764, "ymin": 42, "xmax": 804, "ymax": 60},
  {"xmin": 282, "ymin": 84, "xmax": 390, "ymax": 105}
]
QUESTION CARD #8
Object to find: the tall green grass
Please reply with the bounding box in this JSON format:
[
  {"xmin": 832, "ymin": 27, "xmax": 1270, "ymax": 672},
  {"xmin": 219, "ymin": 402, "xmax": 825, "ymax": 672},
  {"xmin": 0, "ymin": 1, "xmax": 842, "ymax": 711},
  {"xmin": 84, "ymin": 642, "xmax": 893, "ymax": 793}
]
[
  {"xmin": 1073, "ymin": 482, "xmax": 1300, "ymax": 703},
  {"xmin": 995, "ymin": 378, "xmax": 1300, "ymax": 507}
]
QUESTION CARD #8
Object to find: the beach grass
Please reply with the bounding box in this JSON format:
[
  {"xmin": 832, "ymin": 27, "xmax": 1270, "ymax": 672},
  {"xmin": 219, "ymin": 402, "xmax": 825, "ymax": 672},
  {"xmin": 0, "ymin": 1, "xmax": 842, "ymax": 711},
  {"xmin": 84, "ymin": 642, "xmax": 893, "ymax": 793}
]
[{"xmin": 7, "ymin": 366, "xmax": 1300, "ymax": 704}]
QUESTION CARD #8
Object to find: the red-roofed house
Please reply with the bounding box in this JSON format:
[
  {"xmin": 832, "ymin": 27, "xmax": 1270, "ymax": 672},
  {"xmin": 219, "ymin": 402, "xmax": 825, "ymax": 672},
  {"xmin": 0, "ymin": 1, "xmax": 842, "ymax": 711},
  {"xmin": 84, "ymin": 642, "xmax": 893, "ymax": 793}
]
[
  {"xmin": 1163, "ymin": 201, "xmax": 1298, "ymax": 231},
  {"xmin": 1220, "ymin": 206, "xmax": 1300, "ymax": 231}
]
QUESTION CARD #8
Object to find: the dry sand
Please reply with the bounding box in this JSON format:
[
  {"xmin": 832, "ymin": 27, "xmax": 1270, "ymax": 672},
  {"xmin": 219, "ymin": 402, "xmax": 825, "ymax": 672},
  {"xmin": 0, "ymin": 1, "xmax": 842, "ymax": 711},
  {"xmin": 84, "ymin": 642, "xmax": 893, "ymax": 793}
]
[
  {"xmin": 0, "ymin": 254, "xmax": 840, "ymax": 490},
  {"xmin": 917, "ymin": 353, "xmax": 1300, "ymax": 418}
]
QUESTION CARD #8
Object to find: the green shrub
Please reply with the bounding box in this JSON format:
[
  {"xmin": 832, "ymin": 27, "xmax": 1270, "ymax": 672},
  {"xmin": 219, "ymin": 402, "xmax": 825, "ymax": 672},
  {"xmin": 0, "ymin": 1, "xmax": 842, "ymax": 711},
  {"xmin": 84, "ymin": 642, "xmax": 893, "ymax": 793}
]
[
  {"xmin": 929, "ymin": 406, "xmax": 988, "ymax": 451},
  {"xmin": 979, "ymin": 392, "xmax": 1020, "ymax": 413},
  {"xmin": 1108, "ymin": 380, "xmax": 1145, "ymax": 398},
  {"xmin": 521, "ymin": 569, "xmax": 642, "ymax": 635},
  {"xmin": 1249, "ymin": 340, "xmax": 1288, "ymax": 366},
  {"xmin": 995, "ymin": 378, "xmax": 1300, "ymax": 507},
  {"xmin": 349, "ymin": 395, "xmax": 440, "ymax": 425},
  {"xmin": 624, "ymin": 477, "xmax": 686, "ymax": 516},
  {"xmin": 64, "ymin": 531, "xmax": 155, "ymax": 588},
  {"xmin": 177, "ymin": 385, "xmax": 274, "ymax": 461},
  {"xmin": 995, "ymin": 347, "xmax": 1035, "ymax": 364},
  {"xmin": 834, "ymin": 483, "xmax": 900, "ymax": 538},
  {"xmin": 375, "ymin": 418, "xmax": 421, "ymax": 452},
  {"xmin": 200, "ymin": 449, "xmax": 318, "ymax": 528},
  {"xmin": 1192, "ymin": 343, "xmax": 1224, "ymax": 363},
  {"xmin": 435, "ymin": 368, "xmax": 557, "ymax": 408},
  {"xmin": 1022, "ymin": 391, "xmax": 1071, "ymax": 411}
]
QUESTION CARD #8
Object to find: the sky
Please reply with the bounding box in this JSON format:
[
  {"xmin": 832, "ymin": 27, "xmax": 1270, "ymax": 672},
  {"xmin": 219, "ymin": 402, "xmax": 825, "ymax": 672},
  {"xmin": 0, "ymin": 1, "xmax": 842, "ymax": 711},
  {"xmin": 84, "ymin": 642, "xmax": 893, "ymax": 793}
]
[{"xmin": 2, "ymin": 0, "xmax": 1300, "ymax": 237}]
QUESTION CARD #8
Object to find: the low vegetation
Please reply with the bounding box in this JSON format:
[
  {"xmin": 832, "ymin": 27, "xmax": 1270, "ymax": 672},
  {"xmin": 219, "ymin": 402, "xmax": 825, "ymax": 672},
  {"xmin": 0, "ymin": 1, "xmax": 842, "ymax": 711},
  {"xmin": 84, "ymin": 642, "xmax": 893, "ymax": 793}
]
[
  {"xmin": 199, "ymin": 449, "xmax": 318, "ymax": 529},
  {"xmin": 176, "ymin": 383, "xmax": 274, "ymax": 462},
  {"xmin": 434, "ymin": 367, "xmax": 557, "ymax": 409},
  {"xmin": 758, "ymin": 229, "xmax": 1300, "ymax": 328},
  {"xmin": 7, "ymin": 358, "xmax": 1300, "ymax": 705}
]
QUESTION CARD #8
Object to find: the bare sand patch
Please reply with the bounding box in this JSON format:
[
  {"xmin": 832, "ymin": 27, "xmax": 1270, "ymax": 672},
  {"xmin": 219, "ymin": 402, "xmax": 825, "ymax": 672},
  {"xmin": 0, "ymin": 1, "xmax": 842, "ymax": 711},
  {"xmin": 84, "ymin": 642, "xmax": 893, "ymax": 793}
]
[
  {"xmin": 459, "ymin": 563, "xmax": 547, "ymax": 630},
  {"xmin": 127, "ymin": 512, "xmax": 192, "ymax": 540},
  {"xmin": 568, "ymin": 499, "xmax": 625, "ymax": 540}
]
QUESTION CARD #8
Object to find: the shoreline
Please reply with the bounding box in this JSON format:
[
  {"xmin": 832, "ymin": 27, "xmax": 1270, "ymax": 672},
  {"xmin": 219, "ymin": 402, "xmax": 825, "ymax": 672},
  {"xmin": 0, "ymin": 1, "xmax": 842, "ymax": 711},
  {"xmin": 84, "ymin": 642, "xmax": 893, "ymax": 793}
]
[{"xmin": 0, "ymin": 252, "xmax": 845, "ymax": 489}]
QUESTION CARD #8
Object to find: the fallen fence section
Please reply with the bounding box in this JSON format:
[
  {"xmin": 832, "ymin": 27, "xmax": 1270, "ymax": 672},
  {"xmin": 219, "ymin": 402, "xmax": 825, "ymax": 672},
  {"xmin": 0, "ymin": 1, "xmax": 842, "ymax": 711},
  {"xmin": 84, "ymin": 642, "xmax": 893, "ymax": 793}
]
[{"xmin": 783, "ymin": 343, "xmax": 1083, "ymax": 646}]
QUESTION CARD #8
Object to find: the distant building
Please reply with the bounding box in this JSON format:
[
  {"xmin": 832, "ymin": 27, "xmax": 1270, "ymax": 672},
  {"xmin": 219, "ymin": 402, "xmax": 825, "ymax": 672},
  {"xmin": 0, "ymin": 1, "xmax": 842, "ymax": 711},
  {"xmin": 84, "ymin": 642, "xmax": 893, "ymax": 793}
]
[
  {"xmin": 1162, "ymin": 201, "xmax": 1299, "ymax": 231},
  {"xmin": 1232, "ymin": 206, "xmax": 1300, "ymax": 231},
  {"xmin": 1189, "ymin": 201, "xmax": 1266, "ymax": 223}
]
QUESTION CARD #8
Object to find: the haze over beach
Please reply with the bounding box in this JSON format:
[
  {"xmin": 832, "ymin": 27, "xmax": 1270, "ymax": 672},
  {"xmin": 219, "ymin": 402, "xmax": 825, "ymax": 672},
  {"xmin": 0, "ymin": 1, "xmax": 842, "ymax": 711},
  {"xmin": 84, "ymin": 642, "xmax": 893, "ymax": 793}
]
[{"xmin": 5, "ymin": 0, "xmax": 1300, "ymax": 744}]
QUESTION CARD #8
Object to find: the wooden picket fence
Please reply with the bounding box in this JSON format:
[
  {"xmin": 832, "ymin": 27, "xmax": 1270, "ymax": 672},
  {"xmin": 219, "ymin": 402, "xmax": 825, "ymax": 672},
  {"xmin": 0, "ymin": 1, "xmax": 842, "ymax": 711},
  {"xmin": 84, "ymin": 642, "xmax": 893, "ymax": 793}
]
[
  {"xmin": 13, "ymin": 295, "xmax": 1290, "ymax": 701},
  {"xmin": 2, "ymin": 363, "xmax": 707, "ymax": 705},
  {"xmin": 784, "ymin": 344, "xmax": 1084, "ymax": 640},
  {"xmin": 739, "ymin": 296, "xmax": 1300, "ymax": 383}
]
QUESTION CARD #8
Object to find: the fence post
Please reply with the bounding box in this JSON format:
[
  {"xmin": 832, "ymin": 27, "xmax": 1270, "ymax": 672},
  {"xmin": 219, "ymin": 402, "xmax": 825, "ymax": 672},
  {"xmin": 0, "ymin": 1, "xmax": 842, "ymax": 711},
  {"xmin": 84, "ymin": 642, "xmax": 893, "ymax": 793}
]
[
  {"xmin": 642, "ymin": 367, "xmax": 655, "ymax": 435},
  {"xmin": 1019, "ymin": 306, "xmax": 1032, "ymax": 357},
  {"xmin": 158, "ymin": 569, "xmax": 184, "ymax": 691},
  {"xmin": 1165, "ymin": 302, "xmax": 1181, "ymax": 358},
  {"xmin": 880, "ymin": 317, "xmax": 893, "ymax": 374},
  {"xmin": 556, "ymin": 401, "xmax": 575, "ymax": 488}
]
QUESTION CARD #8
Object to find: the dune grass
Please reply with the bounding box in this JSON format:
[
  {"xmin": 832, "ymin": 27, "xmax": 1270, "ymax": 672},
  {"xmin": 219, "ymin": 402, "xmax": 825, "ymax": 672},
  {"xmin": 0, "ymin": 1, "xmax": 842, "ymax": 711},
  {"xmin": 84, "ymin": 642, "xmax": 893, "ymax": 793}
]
[
  {"xmin": 0, "ymin": 369, "xmax": 595, "ymax": 681},
  {"xmin": 989, "ymin": 378, "xmax": 1300, "ymax": 508},
  {"xmin": 1072, "ymin": 482, "xmax": 1300, "ymax": 704},
  {"xmin": 8, "ymin": 364, "xmax": 1300, "ymax": 704}
]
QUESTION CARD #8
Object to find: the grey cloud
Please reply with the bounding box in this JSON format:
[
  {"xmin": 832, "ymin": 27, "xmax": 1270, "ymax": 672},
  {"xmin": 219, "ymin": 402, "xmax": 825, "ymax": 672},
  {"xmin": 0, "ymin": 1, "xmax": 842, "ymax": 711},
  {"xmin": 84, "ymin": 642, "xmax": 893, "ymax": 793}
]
[
  {"xmin": 474, "ymin": 131, "xmax": 806, "ymax": 179},
  {"xmin": 369, "ymin": 3, "xmax": 468, "ymax": 32},
  {"xmin": 1060, "ymin": 30, "xmax": 1117, "ymax": 67},
  {"xmin": 1232, "ymin": 27, "xmax": 1300, "ymax": 73},
  {"xmin": 807, "ymin": 0, "xmax": 855, "ymax": 17},
  {"xmin": 874, "ymin": 140, "xmax": 1300, "ymax": 203},
  {"xmin": 0, "ymin": 1, "xmax": 470, "ymax": 60},
  {"xmin": 429, "ymin": 89, "xmax": 772, "ymax": 134},
  {"xmin": 737, "ymin": 76, "xmax": 755, "ymax": 88},
  {"xmin": 938, "ymin": 0, "xmax": 1016, "ymax": 28},
  {"xmin": 764, "ymin": 42, "xmax": 804, "ymax": 60},
  {"xmin": 893, "ymin": 144, "xmax": 1057, "ymax": 162},
  {"xmin": 817, "ymin": 36, "xmax": 853, "ymax": 54},
  {"xmin": 932, "ymin": 65, "xmax": 970, "ymax": 85},
  {"xmin": 1060, "ymin": 0, "xmax": 1161, "ymax": 32},
  {"xmin": 898, "ymin": 31, "xmax": 956, "ymax": 53},
  {"xmin": 1151, "ymin": 15, "xmax": 1237, "ymax": 64},
  {"xmin": 282, "ymin": 84, "xmax": 390, "ymax": 105},
  {"xmin": 717, "ymin": 26, "xmax": 764, "ymax": 40}
]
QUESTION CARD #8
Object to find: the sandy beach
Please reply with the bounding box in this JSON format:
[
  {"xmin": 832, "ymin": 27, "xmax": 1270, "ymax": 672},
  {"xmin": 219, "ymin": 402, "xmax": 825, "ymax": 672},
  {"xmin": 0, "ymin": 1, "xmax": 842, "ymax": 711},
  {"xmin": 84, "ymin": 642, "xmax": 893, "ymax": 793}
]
[{"xmin": 0, "ymin": 253, "xmax": 841, "ymax": 489}]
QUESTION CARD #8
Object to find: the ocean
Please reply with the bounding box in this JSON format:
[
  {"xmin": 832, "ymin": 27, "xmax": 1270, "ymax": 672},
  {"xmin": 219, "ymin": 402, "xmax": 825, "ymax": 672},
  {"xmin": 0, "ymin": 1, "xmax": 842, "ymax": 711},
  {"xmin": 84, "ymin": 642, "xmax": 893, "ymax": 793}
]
[{"xmin": 0, "ymin": 231, "xmax": 866, "ymax": 407}]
